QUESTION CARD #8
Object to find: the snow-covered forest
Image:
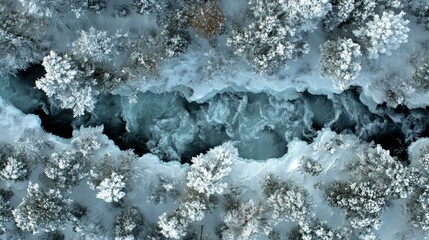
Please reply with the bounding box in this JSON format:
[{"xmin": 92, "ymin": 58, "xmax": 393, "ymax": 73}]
[{"xmin": 0, "ymin": 0, "xmax": 429, "ymax": 239}]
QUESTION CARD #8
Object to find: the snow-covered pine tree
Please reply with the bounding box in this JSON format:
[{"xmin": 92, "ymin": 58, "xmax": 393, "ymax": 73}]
[
  {"xmin": 319, "ymin": 38, "xmax": 362, "ymax": 90},
  {"xmin": 227, "ymin": 0, "xmax": 330, "ymax": 73},
  {"xmin": 15, "ymin": 129, "xmax": 49, "ymax": 162},
  {"xmin": 113, "ymin": 206, "xmax": 144, "ymax": 240},
  {"xmin": 44, "ymin": 150, "xmax": 89, "ymax": 190},
  {"xmin": 132, "ymin": 0, "xmax": 164, "ymax": 15},
  {"xmin": 413, "ymin": 62, "xmax": 429, "ymax": 88},
  {"xmin": 301, "ymin": 157, "xmax": 324, "ymax": 176},
  {"xmin": 158, "ymin": 197, "xmax": 209, "ymax": 238},
  {"xmin": 72, "ymin": 27, "xmax": 115, "ymax": 64},
  {"xmin": 324, "ymin": 143, "xmax": 417, "ymax": 237},
  {"xmin": 18, "ymin": 0, "xmax": 57, "ymax": 18},
  {"xmin": 261, "ymin": 174, "xmax": 312, "ymax": 225},
  {"xmin": 353, "ymin": 11, "xmax": 409, "ymax": 59},
  {"xmin": 17, "ymin": 0, "xmax": 93, "ymax": 18},
  {"xmin": 74, "ymin": 221, "xmax": 110, "ymax": 240},
  {"xmin": 38, "ymin": 230, "xmax": 65, "ymax": 240},
  {"xmin": 347, "ymin": 145, "xmax": 414, "ymax": 199},
  {"xmin": 0, "ymin": 156, "xmax": 28, "ymax": 181},
  {"xmin": 186, "ymin": 141, "xmax": 237, "ymax": 196},
  {"xmin": 112, "ymin": 4, "xmax": 131, "ymax": 18},
  {"xmin": 87, "ymin": 0, "xmax": 107, "ymax": 14},
  {"xmin": 406, "ymin": 185, "xmax": 429, "ymax": 234},
  {"xmin": 159, "ymin": 142, "xmax": 238, "ymax": 239},
  {"xmin": 350, "ymin": 0, "xmax": 401, "ymax": 25},
  {"xmin": 323, "ymin": 1, "xmax": 407, "ymax": 63},
  {"xmin": 221, "ymin": 199, "xmax": 270, "ymax": 240},
  {"xmin": 88, "ymin": 151, "xmax": 137, "ymax": 203},
  {"xmin": 0, "ymin": 144, "xmax": 29, "ymax": 181},
  {"xmin": 1, "ymin": 0, "xmax": 51, "ymax": 75},
  {"xmin": 324, "ymin": 0, "xmax": 355, "ymax": 31},
  {"xmin": 13, "ymin": 182, "xmax": 74, "ymax": 234},
  {"xmin": 325, "ymin": 180, "xmax": 386, "ymax": 237},
  {"xmin": 36, "ymin": 51, "xmax": 99, "ymax": 116},
  {"xmin": 248, "ymin": 0, "xmax": 330, "ymax": 33},
  {"xmin": 160, "ymin": 10, "xmax": 191, "ymax": 58},
  {"xmin": 405, "ymin": 144, "xmax": 429, "ymax": 234},
  {"xmin": 1, "ymin": 134, "xmax": 47, "ymax": 181},
  {"xmin": 95, "ymin": 172, "xmax": 126, "ymax": 203},
  {"xmin": 71, "ymin": 126, "xmax": 107, "ymax": 157},
  {"xmin": 419, "ymin": 146, "xmax": 429, "ymax": 172},
  {"xmin": 227, "ymin": 15, "xmax": 297, "ymax": 74},
  {"xmin": 406, "ymin": 0, "xmax": 429, "ymax": 29},
  {"xmin": 0, "ymin": 189, "xmax": 13, "ymax": 235},
  {"xmin": 146, "ymin": 175, "xmax": 180, "ymax": 204},
  {"xmin": 0, "ymin": 28, "xmax": 43, "ymax": 75},
  {"xmin": 288, "ymin": 219, "xmax": 351, "ymax": 240},
  {"xmin": 158, "ymin": 208, "xmax": 189, "ymax": 239}
]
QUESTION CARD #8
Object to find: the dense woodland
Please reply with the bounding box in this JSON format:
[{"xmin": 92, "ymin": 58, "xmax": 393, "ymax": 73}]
[{"xmin": 0, "ymin": 0, "xmax": 429, "ymax": 239}]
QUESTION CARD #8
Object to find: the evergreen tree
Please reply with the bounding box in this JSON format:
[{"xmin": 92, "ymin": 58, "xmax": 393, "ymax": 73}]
[
  {"xmin": 15, "ymin": 129, "xmax": 49, "ymax": 162},
  {"xmin": 0, "ymin": 1, "xmax": 48, "ymax": 47},
  {"xmin": 324, "ymin": 0, "xmax": 355, "ymax": 31},
  {"xmin": 348, "ymin": 146, "xmax": 414, "ymax": 199},
  {"xmin": 0, "ymin": 145, "xmax": 29, "ymax": 181},
  {"xmin": 0, "ymin": 189, "xmax": 13, "ymax": 235},
  {"xmin": 319, "ymin": 38, "xmax": 362, "ymax": 90},
  {"xmin": 88, "ymin": 151, "xmax": 137, "ymax": 203},
  {"xmin": 44, "ymin": 150, "xmax": 89, "ymax": 190},
  {"xmin": 114, "ymin": 207, "xmax": 144, "ymax": 240},
  {"xmin": 227, "ymin": 0, "xmax": 330, "ymax": 73},
  {"xmin": 18, "ymin": 0, "xmax": 58, "ymax": 18},
  {"xmin": 38, "ymin": 230, "xmax": 65, "ymax": 240},
  {"xmin": 221, "ymin": 199, "xmax": 270, "ymax": 240},
  {"xmin": 420, "ymin": 146, "xmax": 429, "ymax": 172},
  {"xmin": 132, "ymin": 0, "xmax": 164, "ymax": 15},
  {"xmin": 95, "ymin": 172, "xmax": 127, "ymax": 203},
  {"xmin": 36, "ymin": 51, "xmax": 99, "ymax": 116},
  {"xmin": 325, "ymin": 144, "xmax": 417, "ymax": 238},
  {"xmin": 406, "ymin": 0, "xmax": 429, "ymax": 29},
  {"xmin": 301, "ymin": 157, "xmax": 324, "ymax": 176},
  {"xmin": 262, "ymin": 174, "xmax": 312, "ymax": 225},
  {"xmin": 13, "ymin": 183, "xmax": 74, "ymax": 234},
  {"xmin": 146, "ymin": 175, "xmax": 180, "ymax": 204},
  {"xmin": 325, "ymin": 180, "xmax": 386, "ymax": 238},
  {"xmin": 86, "ymin": 0, "xmax": 107, "ymax": 14},
  {"xmin": 186, "ymin": 142, "xmax": 237, "ymax": 196},
  {"xmin": 71, "ymin": 126, "xmax": 107, "ymax": 157},
  {"xmin": 18, "ymin": 0, "xmax": 107, "ymax": 18},
  {"xmin": 159, "ymin": 142, "xmax": 238, "ymax": 239},
  {"xmin": 0, "ymin": 156, "xmax": 28, "ymax": 181},
  {"xmin": 288, "ymin": 219, "xmax": 351, "ymax": 240},
  {"xmin": 413, "ymin": 62, "xmax": 429, "ymax": 88},
  {"xmin": 406, "ymin": 185, "xmax": 429, "ymax": 234},
  {"xmin": 350, "ymin": 0, "xmax": 401, "ymax": 25},
  {"xmin": 353, "ymin": 11, "xmax": 409, "ymax": 59},
  {"xmin": 0, "ymin": 28, "xmax": 43, "ymax": 75},
  {"xmin": 74, "ymin": 221, "xmax": 109, "ymax": 240},
  {"xmin": 72, "ymin": 27, "xmax": 115, "ymax": 64},
  {"xmin": 160, "ymin": 10, "xmax": 191, "ymax": 58},
  {"xmin": 158, "ymin": 198, "xmax": 207, "ymax": 239}
]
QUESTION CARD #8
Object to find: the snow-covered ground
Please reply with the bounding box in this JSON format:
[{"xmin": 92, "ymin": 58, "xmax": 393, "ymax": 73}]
[
  {"xmin": 1, "ymin": 0, "xmax": 429, "ymax": 239},
  {"xmin": 0, "ymin": 97, "xmax": 427, "ymax": 239}
]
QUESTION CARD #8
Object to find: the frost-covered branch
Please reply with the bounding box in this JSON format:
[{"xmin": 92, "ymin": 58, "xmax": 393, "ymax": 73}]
[
  {"xmin": 12, "ymin": 183, "xmax": 74, "ymax": 234},
  {"xmin": 159, "ymin": 142, "xmax": 238, "ymax": 239},
  {"xmin": 36, "ymin": 51, "xmax": 99, "ymax": 116}
]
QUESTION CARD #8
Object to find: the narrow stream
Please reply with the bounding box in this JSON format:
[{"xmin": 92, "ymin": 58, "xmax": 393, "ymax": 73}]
[{"xmin": 2, "ymin": 65, "xmax": 429, "ymax": 163}]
